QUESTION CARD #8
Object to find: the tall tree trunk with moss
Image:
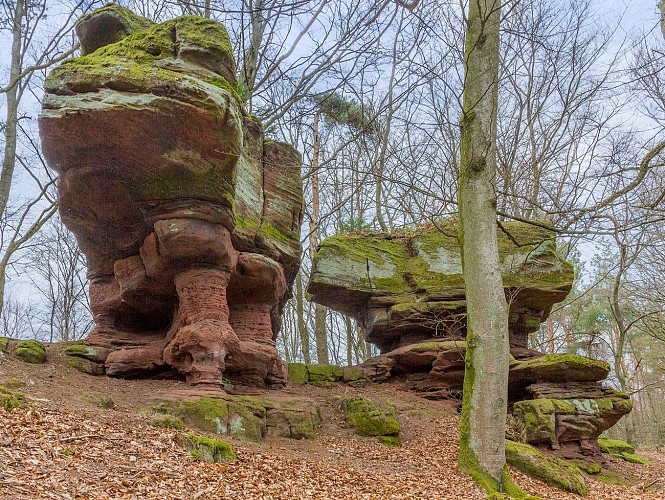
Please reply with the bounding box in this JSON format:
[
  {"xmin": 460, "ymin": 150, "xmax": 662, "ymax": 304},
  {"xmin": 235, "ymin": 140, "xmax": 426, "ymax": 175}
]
[
  {"xmin": 308, "ymin": 111, "xmax": 329, "ymax": 364},
  {"xmin": 457, "ymin": 0, "xmax": 519, "ymax": 494}
]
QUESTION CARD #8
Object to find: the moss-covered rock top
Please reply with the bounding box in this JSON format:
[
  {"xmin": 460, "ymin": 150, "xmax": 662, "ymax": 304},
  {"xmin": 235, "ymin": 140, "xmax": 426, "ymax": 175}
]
[
  {"xmin": 511, "ymin": 353, "xmax": 610, "ymax": 383},
  {"xmin": 310, "ymin": 220, "xmax": 572, "ymax": 306}
]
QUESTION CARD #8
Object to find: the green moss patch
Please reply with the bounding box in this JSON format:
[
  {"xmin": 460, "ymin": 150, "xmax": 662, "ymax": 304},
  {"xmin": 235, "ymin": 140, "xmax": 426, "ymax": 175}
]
[
  {"xmin": 179, "ymin": 432, "xmax": 236, "ymax": 463},
  {"xmin": 0, "ymin": 337, "xmax": 9, "ymax": 353},
  {"xmin": 287, "ymin": 363, "xmax": 308, "ymax": 385},
  {"xmin": 617, "ymin": 452, "xmax": 652, "ymax": 464},
  {"xmin": 0, "ymin": 385, "xmax": 27, "ymax": 411},
  {"xmin": 14, "ymin": 340, "xmax": 46, "ymax": 364},
  {"xmin": 342, "ymin": 396, "xmax": 400, "ymax": 445},
  {"xmin": 598, "ymin": 437, "xmax": 635, "ymax": 455},
  {"xmin": 505, "ymin": 440, "xmax": 587, "ymax": 495},
  {"xmin": 595, "ymin": 471, "xmax": 630, "ymax": 486},
  {"xmin": 151, "ymin": 416, "xmax": 185, "ymax": 430},
  {"xmin": 570, "ymin": 459, "xmax": 601, "ymax": 474},
  {"xmin": 154, "ymin": 395, "xmax": 321, "ymax": 441},
  {"xmin": 3, "ymin": 378, "xmax": 23, "ymax": 389}
]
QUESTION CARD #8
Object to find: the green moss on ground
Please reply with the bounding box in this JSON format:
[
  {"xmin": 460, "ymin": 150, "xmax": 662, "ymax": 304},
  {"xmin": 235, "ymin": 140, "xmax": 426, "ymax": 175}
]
[
  {"xmin": 180, "ymin": 432, "xmax": 236, "ymax": 462},
  {"xmin": 570, "ymin": 460, "xmax": 601, "ymax": 474},
  {"xmin": 0, "ymin": 337, "xmax": 8, "ymax": 353},
  {"xmin": 595, "ymin": 471, "xmax": 629, "ymax": 486},
  {"xmin": 151, "ymin": 416, "xmax": 185, "ymax": 430},
  {"xmin": 617, "ymin": 452, "xmax": 652, "ymax": 464},
  {"xmin": 598, "ymin": 437, "xmax": 635, "ymax": 454},
  {"xmin": 342, "ymin": 397, "xmax": 400, "ymax": 445},
  {"xmin": 287, "ymin": 363, "xmax": 308, "ymax": 385},
  {"xmin": 0, "ymin": 385, "xmax": 27, "ymax": 411},
  {"xmin": 505, "ymin": 440, "xmax": 587, "ymax": 495},
  {"xmin": 4, "ymin": 378, "xmax": 23, "ymax": 389},
  {"xmin": 14, "ymin": 340, "xmax": 46, "ymax": 364}
]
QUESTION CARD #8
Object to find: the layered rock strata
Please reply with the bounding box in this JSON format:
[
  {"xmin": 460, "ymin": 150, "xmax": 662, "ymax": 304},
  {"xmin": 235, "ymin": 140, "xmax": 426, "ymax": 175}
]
[
  {"xmin": 307, "ymin": 222, "xmax": 631, "ymax": 460},
  {"xmin": 308, "ymin": 221, "xmax": 573, "ymax": 352},
  {"xmin": 39, "ymin": 5, "xmax": 303, "ymax": 388}
]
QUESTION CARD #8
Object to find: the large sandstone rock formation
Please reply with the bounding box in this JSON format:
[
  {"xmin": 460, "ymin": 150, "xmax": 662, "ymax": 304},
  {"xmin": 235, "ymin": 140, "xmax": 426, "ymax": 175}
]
[
  {"xmin": 39, "ymin": 5, "xmax": 303, "ymax": 388},
  {"xmin": 307, "ymin": 221, "xmax": 631, "ymax": 461},
  {"xmin": 309, "ymin": 221, "xmax": 573, "ymax": 352}
]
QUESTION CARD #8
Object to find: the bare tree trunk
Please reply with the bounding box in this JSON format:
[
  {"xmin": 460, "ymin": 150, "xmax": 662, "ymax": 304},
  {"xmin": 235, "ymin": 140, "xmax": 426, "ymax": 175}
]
[
  {"xmin": 546, "ymin": 317, "xmax": 555, "ymax": 353},
  {"xmin": 0, "ymin": 0, "xmax": 24, "ymax": 219},
  {"xmin": 295, "ymin": 270, "xmax": 311, "ymax": 364},
  {"xmin": 345, "ymin": 316, "xmax": 354, "ymax": 365},
  {"xmin": 457, "ymin": 0, "xmax": 516, "ymax": 494},
  {"xmin": 238, "ymin": 0, "xmax": 267, "ymax": 111},
  {"xmin": 308, "ymin": 111, "xmax": 329, "ymax": 364}
]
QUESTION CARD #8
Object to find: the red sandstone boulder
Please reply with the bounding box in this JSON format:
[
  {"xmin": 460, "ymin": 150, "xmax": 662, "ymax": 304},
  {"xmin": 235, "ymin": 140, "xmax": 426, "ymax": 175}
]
[{"xmin": 39, "ymin": 5, "xmax": 303, "ymax": 388}]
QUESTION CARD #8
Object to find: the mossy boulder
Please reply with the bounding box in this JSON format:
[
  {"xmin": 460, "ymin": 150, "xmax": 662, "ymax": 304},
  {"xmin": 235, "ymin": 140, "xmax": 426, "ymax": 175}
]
[
  {"xmin": 177, "ymin": 397, "xmax": 266, "ymax": 441},
  {"xmin": 155, "ymin": 395, "xmax": 321, "ymax": 441},
  {"xmin": 512, "ymin": 395, "xmax": 631, "ymax": 451},
  {"xmin": 266, "ymin": 406, "xmax": 321, "ymax": 439},
  {"xmin": 64, "ymin": 343, "xmax": 110, "ymax": 364},
  {"xmin": 308, "ymin": 364, "xmax": 338, "ymax": 383},
  {"xmin": 287, "ymin": 363, "xmax": 309, "ymax": 385},
  {"xmin": 14, "ymin": 340, "xmax": 46, "ymax": 364},
  {"xmin": 505, "ymin": 440, "xmax": 587, "ymax": 495},
  {"xmin": 342, "ymin": 396, "xmax": 400, "ymax": 444},
  {"xmin": 0, "ymin": 337, "xmax": 9, "ymax": 354},
  {"xmin": 342, "ymin": 366, "xmax": 366, "ymax": 382},
  {"xmin": 179, "ymin": 432, "xmax": 236, "ymax": 462},
  {"xmin": 68, "ymin": 356, "xmax": 105, "ymax": 375}
]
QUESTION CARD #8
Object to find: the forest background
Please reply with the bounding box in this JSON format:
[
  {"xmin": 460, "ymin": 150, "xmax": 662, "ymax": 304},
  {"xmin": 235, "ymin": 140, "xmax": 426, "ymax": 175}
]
[{"xmin": 0, "ymin": 0, "xmax": 664, "ymax": 447}]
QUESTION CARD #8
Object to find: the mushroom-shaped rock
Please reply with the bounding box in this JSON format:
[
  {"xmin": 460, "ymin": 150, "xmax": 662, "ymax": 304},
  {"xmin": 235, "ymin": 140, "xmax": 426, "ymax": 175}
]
[
  {"xmin": 308, "ymin": 221, "xmax": 573, "ymax": 353},
  {"xmin": 39, "ymin": 6, "xmax": 303, "ymax": 388}
]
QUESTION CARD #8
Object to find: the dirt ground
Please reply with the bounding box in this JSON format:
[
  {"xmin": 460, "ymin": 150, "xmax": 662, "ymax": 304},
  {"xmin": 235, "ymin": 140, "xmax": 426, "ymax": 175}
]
[{"xmin": 1, "ymin": 345, "xmax": 663, "ymax": 499}]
